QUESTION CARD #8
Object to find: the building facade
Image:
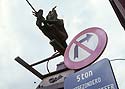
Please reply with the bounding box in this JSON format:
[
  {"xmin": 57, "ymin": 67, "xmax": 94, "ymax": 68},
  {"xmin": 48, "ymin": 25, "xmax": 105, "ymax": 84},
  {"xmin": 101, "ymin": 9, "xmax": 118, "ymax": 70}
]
[{"xmin": 109, "ymin": 0, "xmax": 125, "ymax": 30}]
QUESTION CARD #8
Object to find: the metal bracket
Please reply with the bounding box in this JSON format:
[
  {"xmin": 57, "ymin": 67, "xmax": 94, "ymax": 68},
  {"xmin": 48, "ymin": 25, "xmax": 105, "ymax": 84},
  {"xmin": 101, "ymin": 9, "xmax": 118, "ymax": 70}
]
[
  {"xmin": 14, "ymin": 52, "xmax": 62, "ymax": 80},
  {"xmin": 15, "ymin": 56, "xmax": 44, "ymax": 80}
]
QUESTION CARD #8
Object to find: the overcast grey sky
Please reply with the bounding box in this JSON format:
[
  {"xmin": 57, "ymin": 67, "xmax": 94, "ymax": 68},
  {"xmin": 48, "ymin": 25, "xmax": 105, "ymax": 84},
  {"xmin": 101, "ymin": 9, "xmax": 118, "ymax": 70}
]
[{"xmin": 0, "ymin": 0, "xmax": 125, "ymax": 89}]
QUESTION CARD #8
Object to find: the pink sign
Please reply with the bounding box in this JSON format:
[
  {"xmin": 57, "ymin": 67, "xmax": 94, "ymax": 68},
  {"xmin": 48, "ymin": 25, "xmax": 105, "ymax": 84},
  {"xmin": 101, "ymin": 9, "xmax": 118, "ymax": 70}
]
[{"xmin": 64, "ymin": 27, "xmax": 108, "ymax": 69}]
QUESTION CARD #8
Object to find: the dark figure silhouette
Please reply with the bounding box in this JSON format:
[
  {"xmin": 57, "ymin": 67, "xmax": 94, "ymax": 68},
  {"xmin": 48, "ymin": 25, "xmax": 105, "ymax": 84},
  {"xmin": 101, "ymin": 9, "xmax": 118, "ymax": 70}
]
[{"xmin": 33, "ymin": 7, "xmax": 68, "ymax": 55}]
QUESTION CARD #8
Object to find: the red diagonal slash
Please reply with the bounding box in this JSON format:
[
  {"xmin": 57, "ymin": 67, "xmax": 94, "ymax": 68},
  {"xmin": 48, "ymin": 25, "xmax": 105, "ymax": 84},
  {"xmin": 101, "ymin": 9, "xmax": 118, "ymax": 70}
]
[{"xmin": 74, "ymin": 34, "xmax": 93, "ymax": 59}]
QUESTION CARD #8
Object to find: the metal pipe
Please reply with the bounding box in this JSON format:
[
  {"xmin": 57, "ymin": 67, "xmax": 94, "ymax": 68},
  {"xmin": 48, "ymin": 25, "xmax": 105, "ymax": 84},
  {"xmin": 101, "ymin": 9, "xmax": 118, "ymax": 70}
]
[{"xmin": 30, "ymin": 53, "xmax": 61, "ymax": 66}]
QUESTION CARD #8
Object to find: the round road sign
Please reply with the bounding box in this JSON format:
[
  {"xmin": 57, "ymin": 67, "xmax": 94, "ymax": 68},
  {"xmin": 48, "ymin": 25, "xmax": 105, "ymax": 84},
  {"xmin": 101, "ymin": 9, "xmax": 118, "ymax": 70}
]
[{"xmin": 64, "ymin": 27, "xmax": 108, "ymax": 69}]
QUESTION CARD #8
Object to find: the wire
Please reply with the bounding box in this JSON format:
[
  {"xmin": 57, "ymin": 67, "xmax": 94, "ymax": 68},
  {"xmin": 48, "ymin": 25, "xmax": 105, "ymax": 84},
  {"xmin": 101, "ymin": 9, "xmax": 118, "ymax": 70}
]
[
  {"xmin": 110, "ymin": 59, "xmax": 125, "ymax": 61},
  {"xmin": 47, "ymin": 60, "xmax": 50, "ymax": 73},
  {"xmin": 46, "ymin": 52, "xmax": 60, "ymax": 74}
]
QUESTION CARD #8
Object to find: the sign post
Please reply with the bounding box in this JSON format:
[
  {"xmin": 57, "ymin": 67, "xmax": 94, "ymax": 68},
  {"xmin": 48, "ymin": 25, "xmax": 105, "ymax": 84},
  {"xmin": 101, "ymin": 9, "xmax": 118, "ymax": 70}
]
[
  {"xmin": 64, "ymin": 27, "xmax": 108, "ymax": 69},
  {"xmin": 64, "ymin": 58, "xmax": 119, "ymax": 89}
]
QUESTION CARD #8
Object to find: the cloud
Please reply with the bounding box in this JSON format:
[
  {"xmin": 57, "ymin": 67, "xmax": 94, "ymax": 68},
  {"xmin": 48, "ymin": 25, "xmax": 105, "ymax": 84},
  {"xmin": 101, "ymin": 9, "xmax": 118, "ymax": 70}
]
[
  {"xmin": 0, "ymin": 0, "xmax": 125, "ymax": 89},
  {"xmin": 111, "ymin": 61, "xmax": 125, "ymax": 88}
]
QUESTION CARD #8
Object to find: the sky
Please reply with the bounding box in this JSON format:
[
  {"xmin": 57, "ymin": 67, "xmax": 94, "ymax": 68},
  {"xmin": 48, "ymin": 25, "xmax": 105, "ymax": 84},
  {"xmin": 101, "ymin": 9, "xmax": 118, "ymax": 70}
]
[{"xmin": 0, "ymin": 0, "xmax": 125, "ymax": 89}]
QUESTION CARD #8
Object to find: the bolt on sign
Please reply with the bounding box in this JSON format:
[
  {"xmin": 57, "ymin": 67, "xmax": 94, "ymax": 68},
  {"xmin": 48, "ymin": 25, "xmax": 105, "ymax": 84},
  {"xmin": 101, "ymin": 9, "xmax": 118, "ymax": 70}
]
[
  {"xmin": 64, "ymin": 27, "xmax": 108, "ymax": 69},
  {"xmin": 64, "ymin": 58, "xmax": 119, "ymax": 89}
]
